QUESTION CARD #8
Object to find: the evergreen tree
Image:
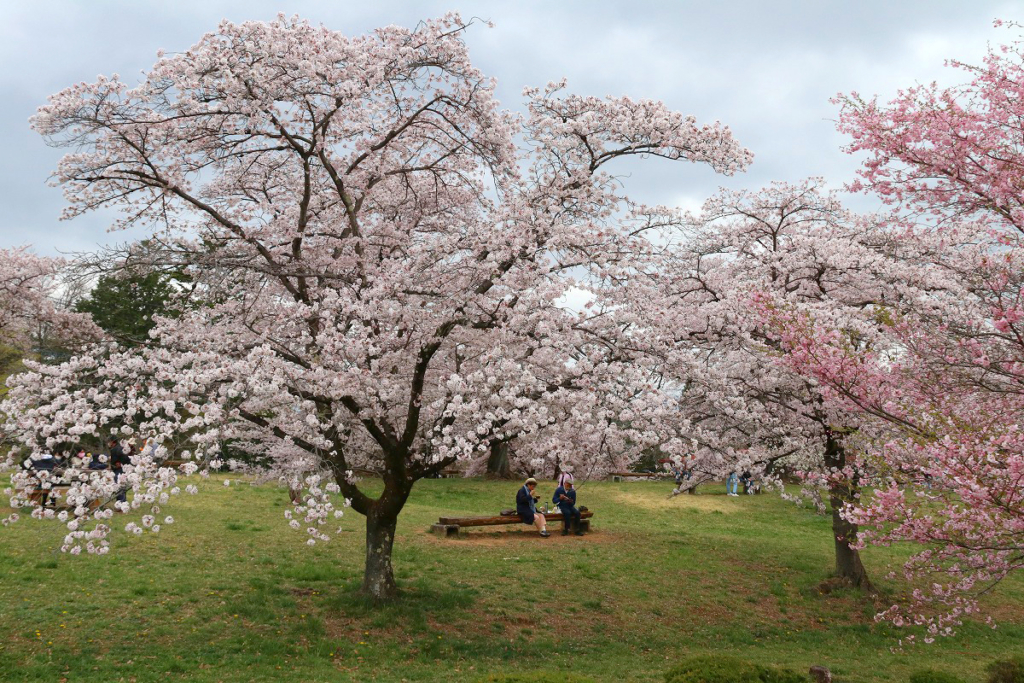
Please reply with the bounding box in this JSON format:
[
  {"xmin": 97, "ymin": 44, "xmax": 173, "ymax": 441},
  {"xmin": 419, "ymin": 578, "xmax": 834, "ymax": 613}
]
[{"xmin": 75, "ymin": 271, "xmax": 179, "ymax": 346}]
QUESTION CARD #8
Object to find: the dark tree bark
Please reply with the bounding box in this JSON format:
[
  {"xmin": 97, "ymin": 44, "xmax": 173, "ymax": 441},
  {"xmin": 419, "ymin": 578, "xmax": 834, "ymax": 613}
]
[
  {"xmin": 362, "ymin": 506, "xmax": 399, "ymax": 601},
  {"xmin": 824, "ymin": 431, "xmax": 873, "ymax": 591},
  {"xmin": 485, "ymin": 440, "xmax": 513, "ymax": 479},
  {"xmin": 340, "ymin": 447, "xmax": 416, "ymax": 603}
]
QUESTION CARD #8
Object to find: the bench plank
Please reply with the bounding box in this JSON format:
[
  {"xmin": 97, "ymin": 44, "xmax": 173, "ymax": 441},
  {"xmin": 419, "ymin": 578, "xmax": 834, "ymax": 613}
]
[{"xmin": 438, "ymin": 510, "xmax": 594, "ymax": 527}]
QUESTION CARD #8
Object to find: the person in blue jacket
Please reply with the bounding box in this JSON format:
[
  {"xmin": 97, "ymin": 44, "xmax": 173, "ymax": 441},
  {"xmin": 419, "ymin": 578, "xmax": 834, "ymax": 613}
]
[
  {"xmin": 726, "ymin": 470, "xmax": 739, "ymax": 497},
  {"xmin": 553, "ymin": 478, "xmax": 583, "ymax": 536},
  {"xmin": 516, "ymin": 478, "xmax": 550, "ymax": 537}
]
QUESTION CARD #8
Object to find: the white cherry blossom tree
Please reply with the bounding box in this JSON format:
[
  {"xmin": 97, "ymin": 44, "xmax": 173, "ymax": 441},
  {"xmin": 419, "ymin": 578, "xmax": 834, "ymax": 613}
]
[
  {"xmin": 630, "ymin": 179, "xmax": 944, "ymax": 589},
  {"xmin": 0, "ymin": 246, "xmax": 98, "ymax": 354},
  {"xmin": 3, "ymin": 15, "xmax": 750, "ymax": 600}
]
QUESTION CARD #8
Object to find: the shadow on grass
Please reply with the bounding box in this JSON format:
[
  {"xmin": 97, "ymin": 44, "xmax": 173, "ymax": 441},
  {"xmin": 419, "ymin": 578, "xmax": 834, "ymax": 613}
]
[{"xmin": 324, "ymin": 577, "xmax": 479, "ymax": 629}]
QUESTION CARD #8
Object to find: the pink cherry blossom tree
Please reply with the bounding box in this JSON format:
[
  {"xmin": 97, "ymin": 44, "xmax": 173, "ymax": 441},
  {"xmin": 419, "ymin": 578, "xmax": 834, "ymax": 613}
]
[
  {"xmin": 3, "ymin": 15, "xmax": 750, "ymax": 600},
  {"xmin": 760, "ymin": 22, "xmax": 1024, "ymax": 639}
]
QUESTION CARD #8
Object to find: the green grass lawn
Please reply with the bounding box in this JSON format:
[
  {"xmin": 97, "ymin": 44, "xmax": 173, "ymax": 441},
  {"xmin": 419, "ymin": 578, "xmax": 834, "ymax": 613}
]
[{"xmin": 0, "ymin": 476, "xmax": 1020, "ymax": 682}]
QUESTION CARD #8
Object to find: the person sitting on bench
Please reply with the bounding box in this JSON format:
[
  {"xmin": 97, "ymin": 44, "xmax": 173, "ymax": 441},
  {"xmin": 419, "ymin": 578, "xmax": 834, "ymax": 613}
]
[
  {"xmin": 27, "ymin": 453, "xmax": 58, "ymax": 506},
  {"xmin": 109, "ymin": 437, "xmax": 130, "ymax": 503},
  {"xmin": 553, "ymin": 478, "xmax": 583, "ymax": 536},
  {"xmin": 29, "ymin": 453, "xmax": 57, "ymax": 473},
  {"xmin": 516, "ymin": 478, "xmax": 550, "ymax": 537}
]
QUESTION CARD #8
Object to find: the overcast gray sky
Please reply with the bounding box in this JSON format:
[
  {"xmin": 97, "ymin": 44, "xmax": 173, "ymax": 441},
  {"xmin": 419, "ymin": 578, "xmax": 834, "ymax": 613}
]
[{"xmin": 1, "ymin": 1, "xmax": 1017, "ymax": 256}]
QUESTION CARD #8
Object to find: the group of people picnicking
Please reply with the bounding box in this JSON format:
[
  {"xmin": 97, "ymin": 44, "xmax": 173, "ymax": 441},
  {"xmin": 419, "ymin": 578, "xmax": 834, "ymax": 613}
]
[
  {"xmin": 25, "ymin": 437, "xmax": 138, "ymax": 505},
  {"xmin": 515, "ymin": 472, "xmax": 585, "ymax": 538}
]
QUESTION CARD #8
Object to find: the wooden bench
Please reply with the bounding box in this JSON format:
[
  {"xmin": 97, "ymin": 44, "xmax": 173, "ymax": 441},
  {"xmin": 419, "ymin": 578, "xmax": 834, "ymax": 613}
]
[
  {"xmin": 27, "ymin": 485, "xmax": 103, "ymax": 512},
  {"xmin": 431, "ymin": 510, "xmax": 594, "ymax": 537}
]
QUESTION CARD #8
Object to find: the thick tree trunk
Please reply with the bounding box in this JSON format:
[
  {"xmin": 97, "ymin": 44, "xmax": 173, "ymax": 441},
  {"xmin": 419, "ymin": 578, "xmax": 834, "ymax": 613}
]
[
  {"xmin": 828, "ymin": 483, "xmax": 872, "ymax": 590},
  {"xmin": 823, "ymin": 432, "xmax": 873, "ymax": 591},
  {"xmin": 485, "ymin": 440, "xmax": 513, "ymax": 479},
  {"xmin": 362, "ymin": 507, "xmax": 399, "ymax": 601}
]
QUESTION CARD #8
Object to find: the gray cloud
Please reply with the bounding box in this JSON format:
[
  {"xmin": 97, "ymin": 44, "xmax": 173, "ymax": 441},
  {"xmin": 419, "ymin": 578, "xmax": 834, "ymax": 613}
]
[{"xmin": 1, "ymin": 0, "xmax": 1017, "ymax": 255}]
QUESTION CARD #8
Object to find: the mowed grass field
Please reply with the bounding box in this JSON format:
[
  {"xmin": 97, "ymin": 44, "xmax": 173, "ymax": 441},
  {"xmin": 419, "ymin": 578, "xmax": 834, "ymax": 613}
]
[{"xmin": 0, "ymin": 476, "xmax": 1021, "ymax": 683}]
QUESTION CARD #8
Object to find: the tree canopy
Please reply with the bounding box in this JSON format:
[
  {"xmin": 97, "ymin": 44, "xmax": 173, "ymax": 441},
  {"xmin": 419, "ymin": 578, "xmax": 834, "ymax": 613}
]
[{"xmin": 3, "ymin": 14, "xmax": 749, "ymax": 600}]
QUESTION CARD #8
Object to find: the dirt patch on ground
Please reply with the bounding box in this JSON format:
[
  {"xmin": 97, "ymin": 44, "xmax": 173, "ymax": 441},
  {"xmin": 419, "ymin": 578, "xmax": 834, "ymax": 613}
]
[
  {"xmin": 984, "ymin": 599, "xmax": 1024, "ymax": 625},
  {"xmin": 607, "ymin": 488, "xmax": 737, "ymax": 513},
  {"xmin": 421, "ymin": 526, "xmax": 623, "ymax": 546}
]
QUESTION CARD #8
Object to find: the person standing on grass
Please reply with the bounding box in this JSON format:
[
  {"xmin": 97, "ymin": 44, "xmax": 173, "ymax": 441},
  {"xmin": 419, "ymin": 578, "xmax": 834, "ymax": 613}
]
[
  {"xmin": 672, "ymin": 464, "xmax": 684, "ymax": 493},
  {"xmin": 682, "ymin": 455, "xmax": 694, "ymax": 483},
  {"xmin": 109, "ymin": 437, "xmax": 130, "ymax": 503},
  {"xmin": 516, "ymin": 477, "xmax": 550, "ymax": 537},
  {"xmin": 726, "ymin": 470, "xmax": 739, "ymax": 497},
  {"xmin": 553, "ymin": 478, "xmax": 583, "ymax": 536}
]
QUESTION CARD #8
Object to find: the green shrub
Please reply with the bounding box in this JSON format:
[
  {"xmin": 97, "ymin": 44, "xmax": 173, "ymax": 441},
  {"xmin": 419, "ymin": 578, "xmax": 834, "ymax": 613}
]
[
  {"xmin": 665, "ymin": 655, "xmax": 808, "ymax": 683},
  {"xmin": 987, "ymin": 657, "xmax": 1024, "ymax": 683},
  {"xmin": 909, "ymin": 669, "xmax": 967, "ymax": 683},
  {"xmin": 474, "ymin": 674, "xmax": 597, "ymax": 683}
]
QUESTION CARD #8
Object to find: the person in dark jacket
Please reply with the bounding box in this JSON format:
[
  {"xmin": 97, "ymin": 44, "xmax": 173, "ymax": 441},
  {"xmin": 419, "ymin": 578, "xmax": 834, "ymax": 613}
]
[
  {"xmin": 28, "ymin": 453, "xmax": 57, "ymax": 472},
  {"xmin": 24, "ymin": 453, "xmax": 58, "ymax": 507},
  {"xmin": 516, "ymin": 478, "xmax": 550, "ymax": 537},
  {"xmin": 109, "ymin": 437, "xmax": 130, "ymax": 503},
  {"xmin": 553, "ymin": 478, "xmax": 583, "ymax": 536}
]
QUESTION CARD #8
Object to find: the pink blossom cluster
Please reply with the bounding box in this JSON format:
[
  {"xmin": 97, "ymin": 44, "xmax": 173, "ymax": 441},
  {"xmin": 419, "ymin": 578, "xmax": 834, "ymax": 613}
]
[{"xmin": 754, "ymin": 22, "xmax": 1024, "ymax": 641}]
